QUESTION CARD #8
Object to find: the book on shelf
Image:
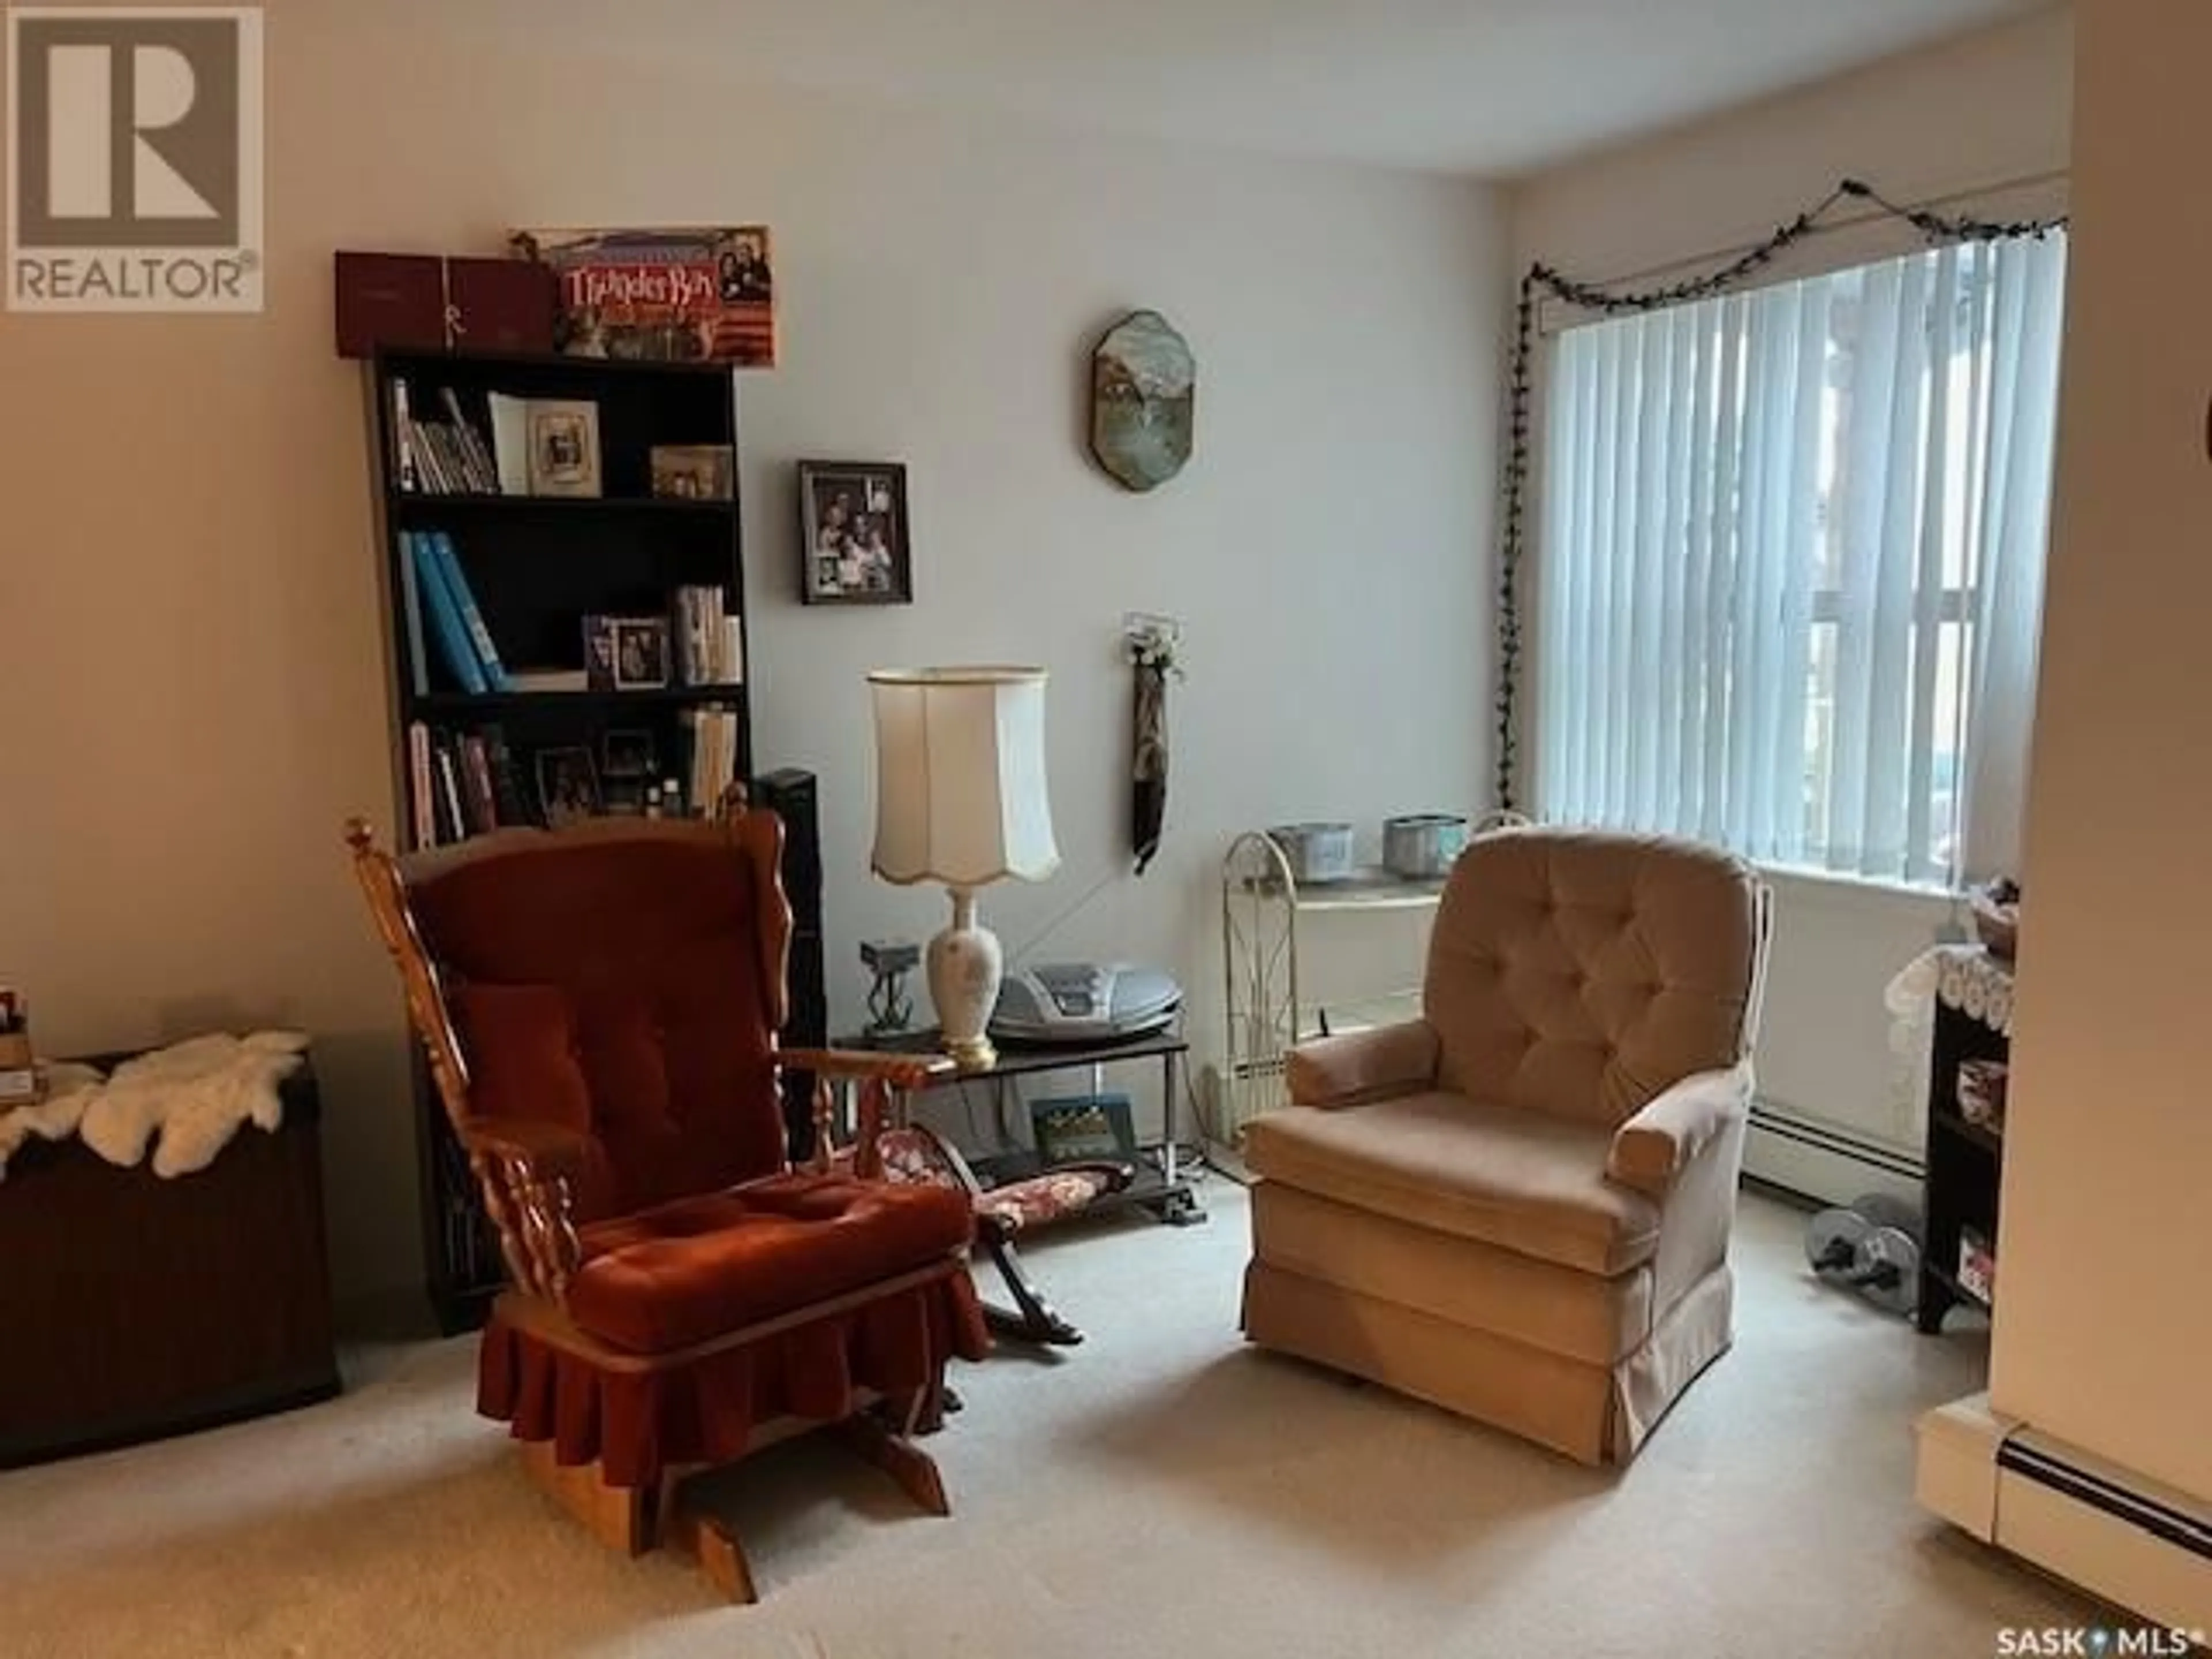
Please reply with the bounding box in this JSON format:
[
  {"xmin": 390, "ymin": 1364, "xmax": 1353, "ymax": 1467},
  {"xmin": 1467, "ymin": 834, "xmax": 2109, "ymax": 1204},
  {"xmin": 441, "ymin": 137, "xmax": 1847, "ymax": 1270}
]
[
  {"xmin": 390, "ymin": 377, "xmax": 503, "ymax": 495},
  {"xmin": 407, "ymin": 531, "xmax": 487, "ymax": 696},
  {"xmin": 721, "ymin": 616, "xmax": 744, "ymax": 685},
  {"xmin": 390, "ymin": 380, "xmax": 422, "ymax": 493},
  {"xmin": 681, "ymin": 702, "xmax": 743, "ymax": 817},
  {"xmin": 402, "ymin": 530, "xmax": 508, "ymax": 694},
  {"xmin": 439, "ymin": 388, "xmax": 501, "ymax": 490},
  {"xmin": 433, "ymin": 743, "xmax": 467, "ymax": 845},
  {"xmin": 426, "ymin": 532, "xmax": 508, "ymax": 690},
  {"xmin": 502, "ymin": 667, "xmax": 590, "ymax": 694},
  {"xmin": 396, "ymin": 530, "xmax": 429, "ymax": 696},
  {"xmin": 673, "ymin": 585, "xmax": 743, "ymax": 687},
  {"xmin": 407, "ymin": 723, "xmax": 435, "ymax": 850},
  {"xmin": 420, "ymin": 425, "xmax": 456, "ymax": 493},
  {"xmin": 405, "ymin": 722, "xmax": 541, "ymax": 849},
  {"xmin": 459, "ymin": 733, "xmax": 499, "ymax": 834},
  {"xmin": 487, "ymin": 394, "xmax": 529, "ymax": 497}
]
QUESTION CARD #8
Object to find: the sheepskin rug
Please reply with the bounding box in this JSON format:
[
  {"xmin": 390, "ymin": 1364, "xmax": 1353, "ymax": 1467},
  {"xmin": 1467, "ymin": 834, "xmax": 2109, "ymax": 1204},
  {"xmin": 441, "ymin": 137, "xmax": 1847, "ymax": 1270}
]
[{"xmin": 0, "ymin": 1030, "xmax": 306, "ymax": 1181}]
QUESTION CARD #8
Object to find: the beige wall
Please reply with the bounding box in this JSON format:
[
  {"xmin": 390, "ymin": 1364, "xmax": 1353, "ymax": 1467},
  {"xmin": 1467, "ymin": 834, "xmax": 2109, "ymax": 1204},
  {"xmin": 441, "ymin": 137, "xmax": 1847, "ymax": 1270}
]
[
  {"xmin": 1507, "ymin": 10, "xmax": 2074, "ymax": 1188},
  {"xmin": 1513, "ymin": 10, "xmax": 2073, "ymax": 282},
  {"xmin": 1990, "ymin": 0, "xmax": 2212, "ymax": 1505},
  {"xmin": 0, "ymin": 6, "xmax": 1505, "ymax": 1310}
]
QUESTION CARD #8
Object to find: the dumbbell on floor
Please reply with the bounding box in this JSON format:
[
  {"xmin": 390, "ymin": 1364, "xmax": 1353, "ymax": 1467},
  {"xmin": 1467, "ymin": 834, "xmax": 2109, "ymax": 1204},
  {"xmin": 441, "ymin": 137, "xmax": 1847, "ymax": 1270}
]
[{"xmin": 1805, "ymin": 1193, "xmax": 1923, "ymax": 1317}]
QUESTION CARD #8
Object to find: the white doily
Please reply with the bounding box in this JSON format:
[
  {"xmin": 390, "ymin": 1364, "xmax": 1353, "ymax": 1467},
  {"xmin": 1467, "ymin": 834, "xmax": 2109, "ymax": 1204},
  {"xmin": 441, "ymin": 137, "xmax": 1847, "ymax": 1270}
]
[
  {"xmin": 1883, "ymin": 945, "xmax": 2013, "ymax": 1146},
  {"xmin": 1887, "ymin": 944, "xmax": 2015, "ymax": 1040}
]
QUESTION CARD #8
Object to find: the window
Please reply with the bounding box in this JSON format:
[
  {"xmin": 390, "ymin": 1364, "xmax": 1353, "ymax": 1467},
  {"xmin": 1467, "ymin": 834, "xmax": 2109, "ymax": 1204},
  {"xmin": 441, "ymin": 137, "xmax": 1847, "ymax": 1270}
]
[{"xmin": 1535, "ymin": 232, "xmax": 2067, "ymax": 886}]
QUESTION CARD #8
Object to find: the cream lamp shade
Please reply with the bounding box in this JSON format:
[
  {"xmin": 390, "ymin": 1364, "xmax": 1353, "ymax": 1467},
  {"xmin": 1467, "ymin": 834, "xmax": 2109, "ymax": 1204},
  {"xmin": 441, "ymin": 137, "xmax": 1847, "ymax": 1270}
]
[
  {"xmin": 867, "ymin": 666, "xmax": 1060, "ymax": 1071},
  {"xmin": 869, "ymin": 667, "xmax": 1060, "ymax": 889}
]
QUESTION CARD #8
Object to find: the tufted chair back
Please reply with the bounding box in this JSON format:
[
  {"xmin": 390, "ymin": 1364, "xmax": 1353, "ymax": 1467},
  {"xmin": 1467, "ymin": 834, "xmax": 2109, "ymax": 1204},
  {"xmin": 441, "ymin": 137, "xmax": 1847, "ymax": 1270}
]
[
  {"xmin": 1423, "ymin": 827, "xmax": 1768, "ymax": 1128},
  {"xmin": 386, "ymin": 815, "xmax": 795, "ymax": 1222}
]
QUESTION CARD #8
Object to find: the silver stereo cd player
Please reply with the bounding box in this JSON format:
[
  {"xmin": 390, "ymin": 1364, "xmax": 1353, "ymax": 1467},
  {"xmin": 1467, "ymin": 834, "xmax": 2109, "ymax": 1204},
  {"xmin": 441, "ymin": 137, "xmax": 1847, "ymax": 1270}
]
[{"xmin": 990, "ymin": 963, "xmax": 1183, "ymax": 1044}]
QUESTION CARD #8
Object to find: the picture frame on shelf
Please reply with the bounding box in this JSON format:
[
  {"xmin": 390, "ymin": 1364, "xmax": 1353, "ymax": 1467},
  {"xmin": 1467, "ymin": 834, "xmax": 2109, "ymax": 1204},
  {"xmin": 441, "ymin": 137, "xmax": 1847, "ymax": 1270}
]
[
  {"xmin": 650, "ymin": 444, "xmax": 736, "ymax": 501},
  {"xmin": 612, "ymin": 619, "xmax": 671, "ymax": 689},
  {"xmin": 535, "ymin": 747, "xmax": 602, "ymax": 827},
  {"xmin": 1029, "ymin": 1094, "xmax": 1139, "ymax": 1168},
  {"xmin": 798, "ymin": 460, "xmax": 912, "ymax": 606},
  {"xmin": 601, "ymin": 729, "xmax": 658, "ymax": 779},
  {"xmin": 525, "ymin": 400, "xmax": 602, "ymax": 497},
  {"xmin": 582, "ymin": 615, "xmax": 619, "ymax": 691}
]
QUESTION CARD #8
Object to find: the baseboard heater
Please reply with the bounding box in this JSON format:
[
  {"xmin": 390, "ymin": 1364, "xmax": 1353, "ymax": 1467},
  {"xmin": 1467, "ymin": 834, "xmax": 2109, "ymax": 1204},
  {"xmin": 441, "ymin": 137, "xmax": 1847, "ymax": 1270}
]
[
  {"xmin": 1744, "ymin": 1099, "xmax": 1922, "ymax": 1209},
  {"xmin": 1918, "ymin": 1394, "xmax": 2212, "ymax": 1634}
]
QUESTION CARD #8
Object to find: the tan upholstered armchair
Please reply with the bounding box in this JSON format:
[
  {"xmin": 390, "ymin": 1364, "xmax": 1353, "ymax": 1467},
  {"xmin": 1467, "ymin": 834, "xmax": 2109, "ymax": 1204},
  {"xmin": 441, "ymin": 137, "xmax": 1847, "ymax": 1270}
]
[{"xmin": 1242, "ymin": 827, "xmax": 1772, "ymax": 1465}]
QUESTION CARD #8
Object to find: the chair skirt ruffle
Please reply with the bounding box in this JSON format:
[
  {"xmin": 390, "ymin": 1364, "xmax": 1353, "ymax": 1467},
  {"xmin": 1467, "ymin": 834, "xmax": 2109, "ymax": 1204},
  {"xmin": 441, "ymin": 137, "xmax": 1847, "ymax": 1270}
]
[{"xmin": 477, "ymin": 1269, "xmax": 989, "ymax": 1488}]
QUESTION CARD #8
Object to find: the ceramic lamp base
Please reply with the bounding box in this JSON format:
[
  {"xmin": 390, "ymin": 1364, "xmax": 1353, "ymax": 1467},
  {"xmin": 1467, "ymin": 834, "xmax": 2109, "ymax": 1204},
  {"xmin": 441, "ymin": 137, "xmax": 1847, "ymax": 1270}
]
[{"xmin": 927, "ymin": 889, "xmax": 1002, "ymax": 1071}]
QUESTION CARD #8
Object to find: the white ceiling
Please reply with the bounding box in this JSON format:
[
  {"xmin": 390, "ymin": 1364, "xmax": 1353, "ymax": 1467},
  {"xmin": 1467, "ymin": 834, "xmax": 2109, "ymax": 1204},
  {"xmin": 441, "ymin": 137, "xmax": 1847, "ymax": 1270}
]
[{"xmin": 464, "ymin": 0, "xmax": 2054, "ymax": 176}]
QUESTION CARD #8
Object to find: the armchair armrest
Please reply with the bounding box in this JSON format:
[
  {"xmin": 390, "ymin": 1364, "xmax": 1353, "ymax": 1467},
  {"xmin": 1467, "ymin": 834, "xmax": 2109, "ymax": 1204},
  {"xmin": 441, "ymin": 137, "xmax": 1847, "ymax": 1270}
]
[
  {"xmin": 781, "ymin": 1048, "xmax": 956, "ymax": 1179},
  {"xmin": 459, "ymin": 1119, "xmax": 589, "ymax": 1304},
  {"xmin": 459, "ymin": 1118, "xmax": 592, "ymax": 1169},
  {"xmin": 1605, "ymin": 1065, "xmax": 1753, "ymax": 1199},
  {"xmin": 1286, "ymin": 1020, "xmax": 1439, "ymax": 1109},
  {"xmin": 781, "ymin": 1048, "xmax": 956, "ymax": 1091}
]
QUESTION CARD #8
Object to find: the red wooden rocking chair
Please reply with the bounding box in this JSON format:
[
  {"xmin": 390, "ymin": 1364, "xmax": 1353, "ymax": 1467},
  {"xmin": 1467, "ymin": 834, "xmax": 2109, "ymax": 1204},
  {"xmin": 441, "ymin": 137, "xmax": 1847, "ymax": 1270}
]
[{"xmin": 346, "ymin": 806, "xmax": 990, "ymax": 1601}]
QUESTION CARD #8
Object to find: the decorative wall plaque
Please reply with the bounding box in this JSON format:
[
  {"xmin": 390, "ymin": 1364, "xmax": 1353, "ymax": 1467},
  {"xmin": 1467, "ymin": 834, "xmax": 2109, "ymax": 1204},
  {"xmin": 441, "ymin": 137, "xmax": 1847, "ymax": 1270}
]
[{"xmin": 1090, "ymin": 311, "xmax": 1195, "ymax": 492}]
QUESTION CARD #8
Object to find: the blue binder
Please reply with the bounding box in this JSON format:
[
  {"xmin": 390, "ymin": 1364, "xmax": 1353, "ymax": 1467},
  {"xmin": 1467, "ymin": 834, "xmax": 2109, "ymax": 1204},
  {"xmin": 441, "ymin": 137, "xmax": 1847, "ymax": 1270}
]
[
  {"xmin": 426, "ymin": 532, "xmax": 509, "ymax": 692},
  {"xmin": 408, "ymin": 532, "xmax": 488, "ymax": 696}
]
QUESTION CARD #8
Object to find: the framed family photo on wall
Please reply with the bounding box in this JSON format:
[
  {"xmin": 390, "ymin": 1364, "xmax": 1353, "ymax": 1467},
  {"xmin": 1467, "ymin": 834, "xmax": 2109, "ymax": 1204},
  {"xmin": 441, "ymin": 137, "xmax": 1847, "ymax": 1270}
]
[{"xmin": 798, "ymin": 461, "xmax": 912, "ymax": 605}]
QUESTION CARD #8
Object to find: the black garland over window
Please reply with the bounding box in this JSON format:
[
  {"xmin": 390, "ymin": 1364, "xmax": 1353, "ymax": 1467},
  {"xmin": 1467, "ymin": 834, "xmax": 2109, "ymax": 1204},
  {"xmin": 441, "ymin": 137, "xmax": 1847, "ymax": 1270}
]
[{"xmin": 1494, "ymin": 177, "xmax": 2066, "ymax": 812}]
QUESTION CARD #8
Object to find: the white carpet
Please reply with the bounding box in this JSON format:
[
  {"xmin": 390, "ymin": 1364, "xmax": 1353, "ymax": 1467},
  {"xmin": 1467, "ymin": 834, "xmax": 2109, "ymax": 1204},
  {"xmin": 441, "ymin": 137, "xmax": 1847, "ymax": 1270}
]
[{"xmin": 0, "ymin": 1180, "xmax": 2090, "ymax": 1658}]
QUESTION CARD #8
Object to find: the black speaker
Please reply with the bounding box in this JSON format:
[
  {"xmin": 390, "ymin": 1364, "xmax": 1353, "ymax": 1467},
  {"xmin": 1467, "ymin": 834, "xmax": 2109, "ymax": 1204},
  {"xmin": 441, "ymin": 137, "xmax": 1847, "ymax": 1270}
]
[
  {"xmin": 756, "ymin": 768, "xmax": 821, "ymax": 919},
  {"xmin": 752, "ymin": 768, "xmax": 827, "ymax": 1161}
]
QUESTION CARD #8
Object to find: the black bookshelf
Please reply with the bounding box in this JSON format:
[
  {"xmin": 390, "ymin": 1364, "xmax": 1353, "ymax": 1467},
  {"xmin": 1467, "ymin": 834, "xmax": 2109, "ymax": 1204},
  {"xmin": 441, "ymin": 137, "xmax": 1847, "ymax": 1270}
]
[
  {"xmin": 367, "ymin": 347, "xmax": 755, "ymax": 1334},
  {"xmin": 389, "ymin": 494, "xmax": 733, "ymax": 518},
  {"xmin": 412, "ymin": 686, "xmax": 750, "ymax": 718},
  {"xmin": 372, "ymin": 349, "xmax": 752, "ymax": 810}
]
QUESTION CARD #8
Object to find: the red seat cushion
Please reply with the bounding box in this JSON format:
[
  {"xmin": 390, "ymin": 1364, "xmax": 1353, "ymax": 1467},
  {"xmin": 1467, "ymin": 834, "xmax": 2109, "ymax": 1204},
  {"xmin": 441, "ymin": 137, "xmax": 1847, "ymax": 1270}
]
[{"xmin": 565, "ymin": 1173, "xmax": 976, "ymax": 1355}]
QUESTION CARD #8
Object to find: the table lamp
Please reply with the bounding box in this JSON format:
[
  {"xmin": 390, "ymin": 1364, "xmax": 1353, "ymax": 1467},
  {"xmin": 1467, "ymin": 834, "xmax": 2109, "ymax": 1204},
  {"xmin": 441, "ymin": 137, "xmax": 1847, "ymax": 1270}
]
[{"xmin": 868, "ymin": 666, "xmax": 1061, "ymax": 1070}]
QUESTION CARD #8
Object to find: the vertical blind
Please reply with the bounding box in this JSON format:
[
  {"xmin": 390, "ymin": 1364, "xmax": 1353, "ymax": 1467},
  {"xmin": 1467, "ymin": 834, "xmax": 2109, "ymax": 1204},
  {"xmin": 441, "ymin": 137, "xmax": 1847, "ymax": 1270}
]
[{"xmin": 1535, "ymin": 230, "xmax": 2069, "ymax": 885}]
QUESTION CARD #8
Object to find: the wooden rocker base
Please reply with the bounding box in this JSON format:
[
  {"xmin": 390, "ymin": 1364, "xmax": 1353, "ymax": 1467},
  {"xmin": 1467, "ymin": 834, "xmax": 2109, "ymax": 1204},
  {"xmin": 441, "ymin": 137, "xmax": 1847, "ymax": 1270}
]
[
  {"xmin": 837, "ymin": 1409, "xmax": 949, "ymax": 1516},
  {"xmin": 978, "ymin": 1222, "xmax": 1086, "ymax": 1346},
  {"xmin": 517, "ymin": 1403, "xmax": 953, "ymax": 1604},
  {"xmin": 662, "ymin": 1498, "xmax": 757, "ymax": 1604}
]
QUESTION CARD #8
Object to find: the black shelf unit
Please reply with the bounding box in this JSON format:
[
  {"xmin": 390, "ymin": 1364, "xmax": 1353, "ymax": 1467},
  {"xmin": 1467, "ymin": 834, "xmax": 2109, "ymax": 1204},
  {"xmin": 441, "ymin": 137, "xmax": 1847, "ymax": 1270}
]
[
  {"xmin": 389, "ymin": 494, "xmax": 734, "ymax": 519},
  {"xmin": 412, "ymin": 685, "xmax": 750, "ymax": 718},
  {"xmin": 371, "ymin": 348, "xmax": 753, "ymax": 810},
  {"xmin": 1915, "ymin": 961, "xmax": 2011, "ymax": 1335},
  {"xmin": 367, "ymin": 347, "xmax": 756, "ymax": 1335}
]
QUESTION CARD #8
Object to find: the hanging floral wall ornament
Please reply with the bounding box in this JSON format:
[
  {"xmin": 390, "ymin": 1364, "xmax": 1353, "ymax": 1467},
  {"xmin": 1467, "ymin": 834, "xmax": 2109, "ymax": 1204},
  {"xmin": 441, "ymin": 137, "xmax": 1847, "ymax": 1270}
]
[
  {"xmin": 1126, "ymin": 616, "xmax": 1183, "ymax": 875},
  {"xmin": 1491, "ymin": 176, "xmax": 2068, "ymax": 813}
]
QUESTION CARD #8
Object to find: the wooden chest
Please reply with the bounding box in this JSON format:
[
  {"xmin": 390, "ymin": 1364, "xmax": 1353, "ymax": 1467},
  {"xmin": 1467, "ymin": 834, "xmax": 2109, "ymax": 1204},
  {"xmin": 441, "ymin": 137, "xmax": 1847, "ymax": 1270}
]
[{"xmin": 0, "ymin": 1057, "xmax": 340, "ymax": 1467}]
